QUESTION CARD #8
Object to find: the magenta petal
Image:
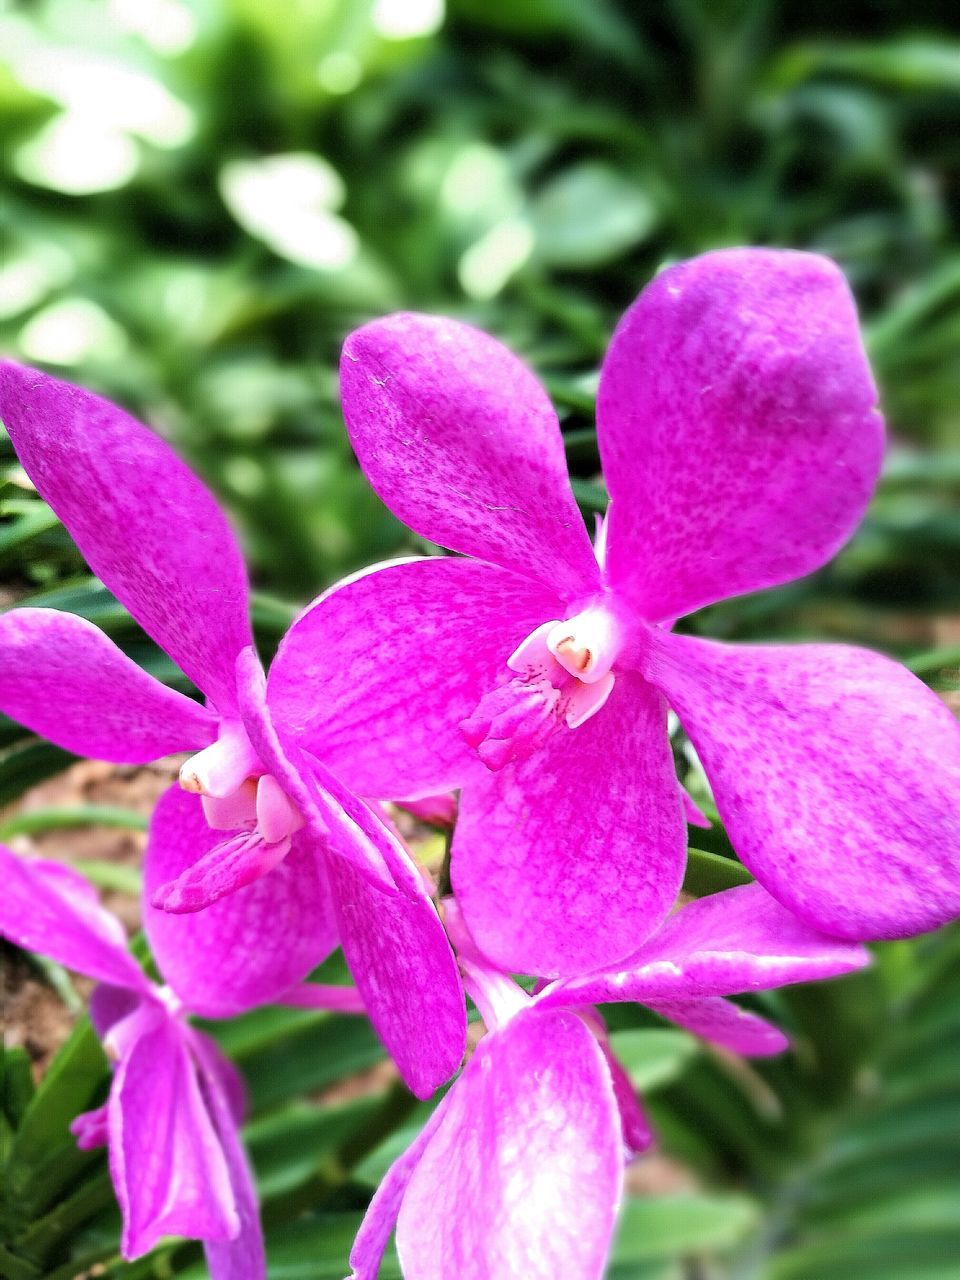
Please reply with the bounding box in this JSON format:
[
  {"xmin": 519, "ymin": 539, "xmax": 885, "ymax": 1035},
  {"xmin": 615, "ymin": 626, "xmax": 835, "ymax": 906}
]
[
  {"xmin": 542, "ymin": 884, "xmax": 870, "ymax": 1008},
  {"xmin": 0, "ymin": 363, "xmax": 252, "ymax": 714},
  {"xmin": 647, "ymin": 631, "xmax": 960, "ymax": 940},
  {"xmin": 452, "ymin": 671, "xmax": 686, "ymax": 976},
  {"xmin": 340, "ymin": 315, "xmax": 599, "ymax": 597},
  {"xmin": 0, "ymin": 845, "xmax": 148, "ymax": 992},
  {"xmin": 327, "ymin": 849, "xmax": 466, "ymax": 1099},
  {"xmin": 190, "ymin": 1033, "xmax": 266, "ymax": 1280},
  {"xmin": 71, "ymin": 1102, "xmax": 110, "ymax": 1151},
  {"xmin": 596, "ymin": 1034, "xmax": 653, "ymax": 1157},
  {"xmin": 109, "ymin": 1004, "xmax": 237, "ymax": 1259},
  {"xmin": 597, "ymin": 249, "xmax": 883, "ymax": 621},
  {"xmin": 645, "ymin": 996, "xmax": 789, "ymax": 1058},
  {"xmin": 395, "ymin": 1007, "xmax": 623, "ymax": 1280},
  {"xmin": 0, "ymin": 608, "xmax": 216, "ymax": 761},
  {"xmin": 269, "ymin": 557, "xmax": 564, "ymax": 799},
  {"xmin": 349, "ymin": 1101, "xmax": 450, "ymax": 1280},
  {"xmin": 144, "ymin": 787, "xmax": 338, "ymax": 1018}
]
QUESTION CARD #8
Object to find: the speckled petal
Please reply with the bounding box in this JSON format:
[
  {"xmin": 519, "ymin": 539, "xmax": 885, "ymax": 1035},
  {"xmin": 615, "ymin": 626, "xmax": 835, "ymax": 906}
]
[
  {"xmin": 340, "ymin": 315, "xmax": 599, "ymax": 598},
  {"xmin": 0, "ymin": 844, "xmax": 149, "ymax": 993},
  {"xmin": 0, "ymin": 608, "xmax": 216, "ymax": 762},
  {"xmin": 646, "ymin": 630, "xmax": 960, "ymax": 940},
  {"xmin": 109, "ymin": 1004, "xmax": 238, "ymax": 1259},
  {"xmin": 540, "ymin": 883, "xmax": 870, "ymax": 1008},
  {"xmin": 268, "ymin": 556, "xmax": 563, "ymax": 798},
  {"xmin": 191, "ymin": 1033, "xmax": 266, "ymax": 1280},
  {"xmin": 0, "ymin": 362, "xmax": 252, "ymax": 714},
  {"xmin": 143, "ymin": 786, "xmax": 337, "ymax": 1018},
  {"xmin": 644, "ymin": 996, "xmax": 789, "ymax": 1057},
  {"xmin": 452, "ymin": 671, "xmax": 685, "ymax": 977},
  {"xmin": 597, "ymin": 250, "xmax": 883, "ymax": 621},
  {"xmin": 395, "ymin": 1007, "xmax": 623, "ymax": 1280}
]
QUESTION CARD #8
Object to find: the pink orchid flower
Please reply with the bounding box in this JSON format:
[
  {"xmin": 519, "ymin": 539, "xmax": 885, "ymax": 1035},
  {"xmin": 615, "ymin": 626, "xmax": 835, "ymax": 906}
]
[
  {"xmin": 0, "ymin": 842, "xmax": 277, "ymax": 1272},
  {"xmin": 349, "ymin": 887, "xmax": 869, "ymax": 1280},
  {"xmin": 0, "ymin": 365, "xmax": 465, "ymax": 1097},
  {"xmin": 270, "ymin": 248, "xmax": 960, "ymax": 977}
]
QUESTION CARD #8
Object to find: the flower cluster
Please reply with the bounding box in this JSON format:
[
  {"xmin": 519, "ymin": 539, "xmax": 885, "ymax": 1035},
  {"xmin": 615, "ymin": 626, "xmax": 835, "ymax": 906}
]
[{"xmin": 1, "ymin": 248, "xmax": 958, "ymax": 1279}]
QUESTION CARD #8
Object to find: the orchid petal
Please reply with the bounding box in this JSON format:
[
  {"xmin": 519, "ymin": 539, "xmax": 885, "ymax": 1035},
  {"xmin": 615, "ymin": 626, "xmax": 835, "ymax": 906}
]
[
  {"xmin": 144, "ymin": 787, "xmax": 337, "ymax": 1018},
  {"xmin": 540, "ymin": 884, "xmax": 870, "ymax": 1008},
  {"xmin": 597, "ymin": 249, "xmax": 883, "ymax": 621},
  {"xmin": 190, "ymin": 1033, "xmax": 266, "ymax": 1280},
  {"xmin": 452, "ymin": 671, "xmax": 685, "ymax": 977},
  {"xmin": 0, "ymin": 362, "xmax": 252, "ymax": 714},
  {"xmin": 90, "ymin": 984, "xmax": 143, "ymax": 1039},
  {"xmin": 597, "ymin": 1037, "xmax": 653, "ymax": 1158},
  {"xmin": 327, "ymin": 850, "xmax": 466, "ymax": 1099},
  {"xmin": 232, "ymin": 650, "xmax": 467, "ymax": 1092},
  {"xmin": 235, "ymin": 648, "xmax": 393, "ymax": 891},
  {"xmin": 349, "ymin": 1101, "xmax": 450, "ymax": 1280},
  {"xmin": 340, "ymin": 315, "xmax": 599, "ymax": 597},
  {"xmin": 71, "ymin": 1102, "xmax": 110, "ymax": 1151},
  {"xmin": 395, "ymin": 1007, "xmax": 623, "ymax": 1280},
  {"xmin": 645, "ymin": 996, "xmax": 789, "ymax": 1057},
  {"xmin": 0, "ymin": 845, "xmax": 148, "ymax": 993},
  {"xmin": 268, "ymin": 556, "xmax": 563, "ymax": 799},
  {"xmin": 646, "ymin": 631, "xmax": 960, "ymax": 940},
  {"xmin": 109, "ymin": 1004, "xmax": 237, "ymax": 1259},
  {"xmin": 0, "ymin": 608, "xmax": 216, "ymax": 761}
]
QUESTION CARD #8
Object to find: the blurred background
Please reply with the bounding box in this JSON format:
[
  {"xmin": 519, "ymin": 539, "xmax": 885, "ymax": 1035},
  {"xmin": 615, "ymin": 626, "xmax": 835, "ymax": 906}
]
[{"xmin": 1, "ymin": 1, "xmax": 959, "ymax": 1278}]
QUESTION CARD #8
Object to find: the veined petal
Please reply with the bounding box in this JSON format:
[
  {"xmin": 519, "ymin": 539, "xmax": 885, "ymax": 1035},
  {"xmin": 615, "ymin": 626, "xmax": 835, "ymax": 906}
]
[
  {"xmin": 269, "ymin": 556, "xmax": 565, "ymax": 799},
  {"xmin": 190, "ymin": 1033, "xmax": 266, "ymax": 1280},
  {"xmin": 340, "ymin": 315, "xmax": 599, "ymax": 598},
  {"xmin": 144, "ymin": 787, "xmax": 337, "ymax": 1018},
  {"xmin": 0, "ymin": 845, "xmax": 148, "ymax": 993},
  {"xmin": 0, "ymin": 608, "xmax": 216, "ymax": 761},
  {"xmin": 109, "ymin": 1004, "xmax": 237, "ymax": 1259},
  {"xmin": 327, "ymin": 849, "xmax": 466, "ymax": 1099},
  {"xmin": 646, "ymin": 631, "xmax": 960, "ymax": 940},
  {"xmin": 540, "ymin": 883, "xmax": 870, "ymax": 1007},
  {"xmin": 597, "ymin": 250, "xmax": 883, "ymax": 621},
  {"xmin": 349, "ymin": 1099, "xmax": 450, "ymax": 1280},
  {"xmin": 233, "ymin": 648, "xmax": 467, "ymax": 1094},
  {"xmin": 395, "ymin": 1007, "xmax": 623, "ymax": 1280},
  {"xmin": 645, "ymin": 996, "xmax": 789, "ymax": 1058},
  {"xmin": 0, "ymin": 363, "xmax": 252, "ymax": 715},
  {"xmin": 597, "ymin": 1038, "xmax": 653, "ymax": 1159},
  {"xmin": 452, "ymin": 671, "xmax": 685, "ymax": 977}
]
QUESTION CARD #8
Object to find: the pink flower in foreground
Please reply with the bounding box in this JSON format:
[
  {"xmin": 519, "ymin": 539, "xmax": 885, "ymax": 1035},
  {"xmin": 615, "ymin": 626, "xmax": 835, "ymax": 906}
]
[
  {"xmin": 0, "ymin": 365, "xmax": 465, "ymax": 1097},
  {"xmin": 349, "ymin": 887, "xmax": 869, "ymax": 1280},
  {"xmin": 270, "ymin": 248, "xmax": 960, "ymax": 976},
  {"xmin": 0, "ymin": 843, "xmax": 287, "ymax": 1271}
]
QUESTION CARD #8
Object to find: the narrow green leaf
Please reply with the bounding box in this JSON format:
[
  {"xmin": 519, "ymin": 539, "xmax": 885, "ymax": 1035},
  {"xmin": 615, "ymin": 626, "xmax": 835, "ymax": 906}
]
[
  {"xmin": 607, "ymin": 1029, "xmax": 699, "ymax": 1093},
  {"xmin": 611, "ymin": 1193, "xmax": 759, "ymax": 1261},
  {"xmin": 0, "ymin": 807, "xmax": 148, "ymax": 841},
  {"xmin": 683, "ymin": 848, "xmax": 752, "ymax": 896}
]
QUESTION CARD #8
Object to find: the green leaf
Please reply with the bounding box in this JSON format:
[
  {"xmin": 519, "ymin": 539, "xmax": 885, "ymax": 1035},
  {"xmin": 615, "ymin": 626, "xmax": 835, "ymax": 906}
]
[
  {"xmin": 607, "ymin": 1030, "xmax": 699, "ymax": 1093},
  {"xmin": 611, "ymin": 1193, "xmax": 759, "ymax": 1261},
  {"xmin": 530, "ymin": 164, "xmax": 657, "ymax": 268},
  {"xmin": 0, "ymin": 807, "xmax": 148, "ymax": 841},
  {"xmin": 682, "ymin": 848, "xmax": 752, "ymax": 896}
]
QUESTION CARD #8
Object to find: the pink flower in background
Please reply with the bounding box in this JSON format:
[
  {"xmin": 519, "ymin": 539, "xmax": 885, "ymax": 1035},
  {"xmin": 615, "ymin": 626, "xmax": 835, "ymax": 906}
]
[
  {"xmin": 0, "ymin": 843, "xmax": 272, "ymax": 1273},
  {"xmin": 348, "ymin": 888, "xmax": 869, "ymax": 1280},
  {"xmin": 0, "ymin": 365, "xmax": 466, "ymax": 1098},
  {"xmin": 271, "ymin": 248, "xmax": 960, "ymax": 976}
]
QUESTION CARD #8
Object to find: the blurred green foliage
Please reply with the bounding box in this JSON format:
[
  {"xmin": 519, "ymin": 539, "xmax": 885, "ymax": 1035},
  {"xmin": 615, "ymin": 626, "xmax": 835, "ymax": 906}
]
[{"xmin": 1, "ymin": 1, "xmax": 960, "ymax": 1278}]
